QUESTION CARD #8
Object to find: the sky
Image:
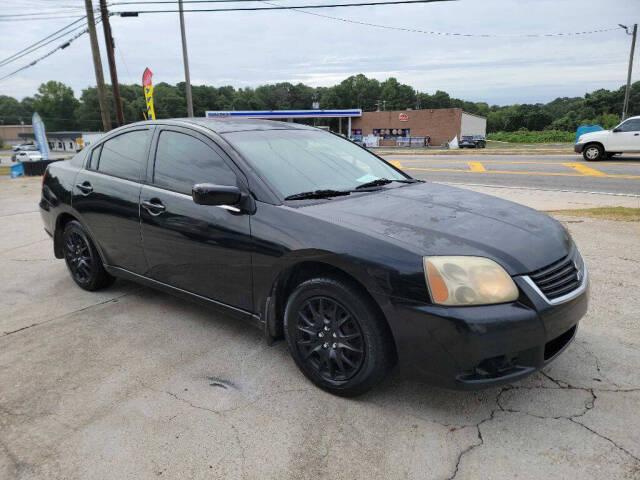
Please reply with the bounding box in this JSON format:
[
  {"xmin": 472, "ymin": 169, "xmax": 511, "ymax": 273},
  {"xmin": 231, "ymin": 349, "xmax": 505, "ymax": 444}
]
[{"xmin": 1, "ymin": 0, "xmax": 639, "ymax": 105}]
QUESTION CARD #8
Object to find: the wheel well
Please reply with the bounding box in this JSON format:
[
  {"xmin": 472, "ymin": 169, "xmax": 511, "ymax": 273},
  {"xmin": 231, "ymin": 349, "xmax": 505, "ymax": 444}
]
[
  {"xmin": 584, "ymin": 141, "xmax": 604, "ymax": 151},
  {"xmin": 267, "ymin": 261, "xmax": 398, "ymax": 360},
  {"xmin": 53, "ymin": 213, "xmax": 78, "ymax": 258}
]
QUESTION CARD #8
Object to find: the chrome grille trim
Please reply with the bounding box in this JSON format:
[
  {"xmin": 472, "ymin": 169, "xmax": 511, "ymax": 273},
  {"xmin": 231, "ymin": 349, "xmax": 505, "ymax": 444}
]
[{"xmin": 519, "ymin": 252, "xmax": 588, "ymax": 305}]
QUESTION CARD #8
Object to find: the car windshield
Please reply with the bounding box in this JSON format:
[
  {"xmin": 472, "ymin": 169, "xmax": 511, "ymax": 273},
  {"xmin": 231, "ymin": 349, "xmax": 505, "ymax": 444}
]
[{"xmin": 223, "ymin": 129, "xmax": 408, "ymax": 198}]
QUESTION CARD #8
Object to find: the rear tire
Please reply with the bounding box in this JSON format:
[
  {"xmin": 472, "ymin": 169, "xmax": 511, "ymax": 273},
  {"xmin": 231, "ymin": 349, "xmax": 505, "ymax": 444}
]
[
  {"xmin": 62, "ymin": 221, "xmax": 115, "ymax": 291},
  {"xmin": 583, "ymin": 144, "xmax": 604, "ymax": 161},
  {"xmin": 284, "ymin": 277, "xmax": 395, "ymax": 397}
]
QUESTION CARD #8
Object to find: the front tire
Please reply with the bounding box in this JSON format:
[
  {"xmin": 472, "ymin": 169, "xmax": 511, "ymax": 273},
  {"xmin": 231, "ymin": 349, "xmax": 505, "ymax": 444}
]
[
  {"xmin": 62, "ymin": 221, "xmax": 115, "ymax": 291},
  {"xmin": 284, "ymin": 277, "xmax": 395, "ymax": 397},
  {"xmin": 583, "ymin": 144, "xmax": 604, "ymax": 161}
]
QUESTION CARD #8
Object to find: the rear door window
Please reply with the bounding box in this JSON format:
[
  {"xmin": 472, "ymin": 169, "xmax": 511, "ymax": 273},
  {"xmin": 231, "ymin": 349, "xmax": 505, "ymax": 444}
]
[
  {"xmin": 96, "ymin": 129, "xmax": 151, "ymax": 181},
  {"xmin": 153, "ymin": 130, "xmax": 237, "ymax": 195}
]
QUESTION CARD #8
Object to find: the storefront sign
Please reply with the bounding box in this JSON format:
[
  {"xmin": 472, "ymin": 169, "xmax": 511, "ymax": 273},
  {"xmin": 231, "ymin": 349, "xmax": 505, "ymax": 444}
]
[
  {"xmin": 399, "ymin": 113, "xmax": 409, "ymax": 122},
  {"xmin": 142, "ymin": 68, "xmax": 156, "ymax": 120}
]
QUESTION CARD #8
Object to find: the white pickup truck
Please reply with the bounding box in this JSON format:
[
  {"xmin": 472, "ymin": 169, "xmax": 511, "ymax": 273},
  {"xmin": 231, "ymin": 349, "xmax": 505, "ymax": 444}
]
[{"xmin": 574, "ymin": 116, "xmax": 640, "ymax": 161}]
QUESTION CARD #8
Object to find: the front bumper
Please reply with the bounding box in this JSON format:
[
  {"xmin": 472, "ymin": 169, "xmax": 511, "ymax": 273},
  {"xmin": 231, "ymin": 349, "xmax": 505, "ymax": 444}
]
[
  {"xmin": 386, "ymin": 268, "xmax": 589, "ymax": 390},
  {"xmin": 574, "ymin": 143, "xmax": 585, "ymax": 153}
]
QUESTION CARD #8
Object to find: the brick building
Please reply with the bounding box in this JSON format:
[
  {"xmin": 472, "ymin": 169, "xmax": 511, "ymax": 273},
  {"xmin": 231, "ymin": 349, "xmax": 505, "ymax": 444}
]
[
  {"xmin": 350, "ymin": 108, "xmax": 486, "ymax": 146},
  {"xmin": 0, "ymin": 125, "xmax": 34, "ymax": 146}
]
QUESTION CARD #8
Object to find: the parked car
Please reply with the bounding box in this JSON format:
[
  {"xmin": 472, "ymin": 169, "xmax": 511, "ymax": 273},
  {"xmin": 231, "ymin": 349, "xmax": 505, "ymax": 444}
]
[
  {"xmin": 40, "ymin": 119, "xmax": 588, "ymax": 396},
  {"xmin": 12, "ymin": 142, "xmax": 38, "ymax": 152},
  {"xmin": 459, "ymin": 135, "xmax": 487, "ymax": 148},
  {"xmin": 15, "ymin": 150, "xmax": 42, "ymax": 162},
  {"xmin": 574, "ymin": 115, "xmax": 640, "ymax": 161}
]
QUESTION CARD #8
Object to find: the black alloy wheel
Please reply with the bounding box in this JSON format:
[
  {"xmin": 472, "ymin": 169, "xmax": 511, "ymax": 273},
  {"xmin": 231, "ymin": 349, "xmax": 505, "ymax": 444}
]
[
  {"xmin": 62, "ymin": 221, "xmax": 114, "ymax": 291},
  {"xmin": 284, "ymin": 277, "xmax": 396, "ymax": 396},
  {"xmin": 294, "ymin": 296, "xmax": 365, "ymax": 382},
  {"xmin": 65, "ymin": 230, "xmax": 93, "ymax": 284}
]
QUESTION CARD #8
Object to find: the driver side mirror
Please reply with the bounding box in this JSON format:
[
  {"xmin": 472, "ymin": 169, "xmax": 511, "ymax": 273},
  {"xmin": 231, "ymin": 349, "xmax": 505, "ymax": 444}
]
[
  {"xmin": 192, "ymin": 183, "xmax": 241, "ymax": 206},
  {"xmin": 612, "ymin": 127, "xmax": 622, "ymax": 133}
]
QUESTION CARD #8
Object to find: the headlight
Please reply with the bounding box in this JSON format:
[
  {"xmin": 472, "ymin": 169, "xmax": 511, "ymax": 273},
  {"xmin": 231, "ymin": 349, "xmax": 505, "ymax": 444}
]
[
  {"xmin": 423, "ymin": 256, "xmax": 519, "ymax": 306},
  {"xmin": 578, "ymin": 135, "xmax": 584, "ymax": 143}
]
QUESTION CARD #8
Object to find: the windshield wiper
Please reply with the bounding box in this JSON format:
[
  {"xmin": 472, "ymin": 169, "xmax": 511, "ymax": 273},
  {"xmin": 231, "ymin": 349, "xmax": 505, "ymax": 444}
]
[
  {"xmin": 284, "ymin": 189, "xmax": 351, "ymax": 201},
  {"xmin": 355, "ymin": 178, "xmax": 419, "ymax": 190}
]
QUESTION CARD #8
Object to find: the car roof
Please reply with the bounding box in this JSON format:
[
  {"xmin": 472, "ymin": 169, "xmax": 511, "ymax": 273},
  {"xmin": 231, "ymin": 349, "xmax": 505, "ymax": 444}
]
[{"xmin": 121, "ymin": 117, "xmax": 318, "ymax": 135}]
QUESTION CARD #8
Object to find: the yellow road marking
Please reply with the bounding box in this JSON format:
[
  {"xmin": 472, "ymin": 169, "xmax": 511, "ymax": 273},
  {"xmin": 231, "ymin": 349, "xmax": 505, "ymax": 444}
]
[
  {"xmin": 389, "ymin": 160, "xmax": 403, "ymax": 169},
  {"xmin": 405, "ymin": 167, "xmax": 640, "ymax": 179},
  {"xmin": 389, "ymin": 158, "xmax": 640, "ymax": 167},
  {"xmin": 563, "ymin": 162, "xmax": 606, "ymax": 177},
  {"xmin": 468, "ymin": 161, "xmax": 486, "ymax": 172}
]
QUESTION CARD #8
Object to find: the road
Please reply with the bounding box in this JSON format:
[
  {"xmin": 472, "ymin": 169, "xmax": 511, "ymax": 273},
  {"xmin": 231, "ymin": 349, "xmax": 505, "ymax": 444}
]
[{"xmin": 382, "ymin": 153, "xmax": 640, "ymax": 196}]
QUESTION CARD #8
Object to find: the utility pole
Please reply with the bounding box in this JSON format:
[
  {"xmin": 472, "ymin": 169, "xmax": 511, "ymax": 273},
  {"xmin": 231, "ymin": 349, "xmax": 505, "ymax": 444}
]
[
  {"xmin": 84, "ymin": 0, "xmax": 111, "ymax": 131},
  {"xmin": 178, "ymin": 0, "xmax": 194, "ymax": 117},
  {"xmin": 621, "ymin": 23, "xmax": 637, "ymax": 120},
  {"xmin": 99, "ymin": 0, "xmax": 125, "ymax": 126}
]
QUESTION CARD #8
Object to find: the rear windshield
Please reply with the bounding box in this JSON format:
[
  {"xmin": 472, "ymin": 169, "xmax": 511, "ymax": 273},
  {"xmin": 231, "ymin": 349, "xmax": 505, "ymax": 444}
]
[{"xmin": 223, "ymin": 129, "xmax": 407, "ymax": 198}]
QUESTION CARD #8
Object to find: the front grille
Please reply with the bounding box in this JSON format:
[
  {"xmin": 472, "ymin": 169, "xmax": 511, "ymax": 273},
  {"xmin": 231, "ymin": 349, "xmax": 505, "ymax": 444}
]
[{"xmin": 529, "ymin": 254, "xmax": 582, "ymax": 300}]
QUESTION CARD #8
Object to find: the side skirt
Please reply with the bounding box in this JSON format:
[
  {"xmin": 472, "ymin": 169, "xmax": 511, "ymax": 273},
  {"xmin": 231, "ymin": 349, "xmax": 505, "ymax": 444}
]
[{"xmin": 104, "ymin": 265, "xmax": 263, "ymax": 329}]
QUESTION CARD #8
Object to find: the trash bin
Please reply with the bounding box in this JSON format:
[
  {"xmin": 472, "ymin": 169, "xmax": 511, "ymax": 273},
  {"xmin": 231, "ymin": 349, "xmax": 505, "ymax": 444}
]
[{"xmin": 10, "ymin": 163, "xmax": 25, "ymax": 178}]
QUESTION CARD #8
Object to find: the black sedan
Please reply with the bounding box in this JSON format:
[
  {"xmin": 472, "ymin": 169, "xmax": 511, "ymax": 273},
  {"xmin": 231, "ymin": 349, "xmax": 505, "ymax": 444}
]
[
  {"xmin": 459, "ymin": 135, "xmax": 487, "ymax": 148},
  {"xmin": 39, "ymin": 119, "xmax": 588, "ymax": 396}
]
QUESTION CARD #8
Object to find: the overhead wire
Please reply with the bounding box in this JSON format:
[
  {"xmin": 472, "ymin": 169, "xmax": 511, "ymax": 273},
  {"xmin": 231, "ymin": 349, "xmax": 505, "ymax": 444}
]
[
  {"xmin": 109, "ymin": 0, "xmax": 456, "ymax": 15},
  {"xmin": 0, "ymin": 17, "xmax": 89, "ymax": 67},
  {"xmin": 260, "ymin": 0, "xmax": 621, "ymax": 37},
  {"xmin": 0, "ymin": 16, "xmax": 103, "ymax": 83}
]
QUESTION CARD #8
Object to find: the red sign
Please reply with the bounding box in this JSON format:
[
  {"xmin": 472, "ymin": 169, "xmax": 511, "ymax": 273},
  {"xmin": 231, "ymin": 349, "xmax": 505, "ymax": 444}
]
[
  {"xmin": 398, "ymin": 113, "xmax": 409, "ymax": 122},
  {"xmin": 142, "ymin": 67, "xmax": 153, "ymax": 87}
]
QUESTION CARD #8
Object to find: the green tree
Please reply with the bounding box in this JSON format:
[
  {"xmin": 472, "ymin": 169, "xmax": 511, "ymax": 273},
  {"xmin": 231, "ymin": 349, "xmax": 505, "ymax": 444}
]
[
  {"xmin": 0, "ymin": 95, "xmax": 30, "ymax": 124},
  {"xmin": 33, "ymin": 81, "xmax": 79, "ymax": 130}
]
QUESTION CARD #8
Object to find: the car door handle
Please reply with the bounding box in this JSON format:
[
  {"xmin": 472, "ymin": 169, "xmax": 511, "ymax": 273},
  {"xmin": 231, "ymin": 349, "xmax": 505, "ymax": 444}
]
[
  {"xmin": 141, "ymin": 199, "xmax": 166, "ymax": 215},
  {"xmin": 634, "ymin": 133, "xmax": 639, "ymax": 136},
  {"xmin": 75, "ymin": 182, "xmax": 93, "ymax": 195}
]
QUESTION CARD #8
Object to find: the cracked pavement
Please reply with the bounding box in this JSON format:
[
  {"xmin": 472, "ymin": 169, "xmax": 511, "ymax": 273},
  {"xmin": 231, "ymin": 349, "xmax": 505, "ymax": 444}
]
[{"xmin": 1, "ymin": 176, "xmax": 639, "ymax": 479}]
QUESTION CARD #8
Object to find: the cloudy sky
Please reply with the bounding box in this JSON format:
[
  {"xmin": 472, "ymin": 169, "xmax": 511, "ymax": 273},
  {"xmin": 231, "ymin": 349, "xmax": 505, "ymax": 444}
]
[{"xmin": 1, "ymin": 0, "xmax": 639, "ymax": 105}]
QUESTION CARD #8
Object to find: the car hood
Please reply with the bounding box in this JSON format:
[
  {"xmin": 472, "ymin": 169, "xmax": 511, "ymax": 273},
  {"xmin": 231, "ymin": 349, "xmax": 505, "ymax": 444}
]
[
  {"xmin": 299, "ymin": 182, "xmax": 571, "ymax": 275},
  {"xmin": 580, "ymin": 130, "xmax": 610, "ymax": 140}
]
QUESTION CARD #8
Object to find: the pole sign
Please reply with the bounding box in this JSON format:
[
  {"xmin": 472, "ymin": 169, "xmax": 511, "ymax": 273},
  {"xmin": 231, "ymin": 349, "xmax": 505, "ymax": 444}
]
[
  {"xmin": 142, "ymin": 68, "xmax": 156, "ymax": 120},
  {"xmin": 31, "ymin": 112, "xmax": 50, "ymax": 160}
]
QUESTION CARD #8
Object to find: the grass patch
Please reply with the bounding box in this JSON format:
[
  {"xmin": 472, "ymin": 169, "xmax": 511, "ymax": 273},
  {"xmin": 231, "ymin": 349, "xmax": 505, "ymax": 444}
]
[
  {"xmin": 547, "ymin": 207, "xmax": 640, "ymax": 222},
  {"xmin": 0, "ymin": 166, "xmax": 9, "ymax": 175},
  {"xmin": 488, "ymin": 130, "xmax": 575, "ymax": 143}
]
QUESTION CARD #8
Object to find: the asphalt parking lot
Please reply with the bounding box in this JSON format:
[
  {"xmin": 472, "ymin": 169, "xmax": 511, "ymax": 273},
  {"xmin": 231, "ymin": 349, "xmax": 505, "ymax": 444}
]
[{"xmin": 1, "ymin": 173, "xmax": 639, "ymax": 479}]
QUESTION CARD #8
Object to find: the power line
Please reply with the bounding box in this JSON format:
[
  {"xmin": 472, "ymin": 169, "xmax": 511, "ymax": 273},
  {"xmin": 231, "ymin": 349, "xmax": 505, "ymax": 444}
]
[
  {"xmin": 261, "ymin": 0, "xmax": 621, "ymax": 38},
  {"xmin": 0, "ymin": 18, "xmax": 90, "ymax": 67},
  {"xmin": 111, "ymin": 0, "xmax": 456, "ymax": 15},
  {"xmin": 0, "ymin": 9, "xmax": 86, "ymax": 18},
  {"xmin": 0, "ymin": 19, "xmax": 102, "ymax": 83},
  {"xmin": 0, "ymin": 14, "xmax": 90, "ymax": 22},
  {"xmin": 109, "ymin": 0, "xmax": 280, "ymax": 4},
  {"xmin": 0, "ymin": 16, "xmax": 86, "ymax": 66}
]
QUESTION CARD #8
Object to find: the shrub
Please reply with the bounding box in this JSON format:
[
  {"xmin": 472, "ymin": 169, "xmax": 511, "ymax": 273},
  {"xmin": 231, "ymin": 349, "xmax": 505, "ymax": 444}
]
[{"xmin": 487, "ymin": 130, "xmax": 574, "ymax": 143}]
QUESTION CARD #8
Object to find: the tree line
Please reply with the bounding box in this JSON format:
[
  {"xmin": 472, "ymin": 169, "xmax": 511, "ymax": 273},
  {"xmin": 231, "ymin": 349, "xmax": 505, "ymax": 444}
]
[{"xmin": 0, "ymin": 74, "xmax": 637, "ymax": 133}]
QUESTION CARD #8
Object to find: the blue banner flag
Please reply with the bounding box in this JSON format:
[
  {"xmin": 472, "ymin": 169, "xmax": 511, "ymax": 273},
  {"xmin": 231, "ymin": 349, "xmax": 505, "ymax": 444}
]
[{"xmin": 32, "ymin": 112, "xmax": 50, "ymax": 160}]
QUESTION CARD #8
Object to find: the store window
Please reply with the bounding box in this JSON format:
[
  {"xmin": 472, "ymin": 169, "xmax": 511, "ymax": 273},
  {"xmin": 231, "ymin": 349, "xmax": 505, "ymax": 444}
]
[{"xmin": 373, "ymin": 128, "xmax": 410, "ymax": 139}]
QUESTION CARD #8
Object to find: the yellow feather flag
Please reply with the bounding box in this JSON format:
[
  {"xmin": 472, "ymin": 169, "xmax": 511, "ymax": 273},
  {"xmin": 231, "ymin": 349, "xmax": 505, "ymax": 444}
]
[{"xmin": 142, "ymin": 68, "xmax": 156, "ymax": 120}]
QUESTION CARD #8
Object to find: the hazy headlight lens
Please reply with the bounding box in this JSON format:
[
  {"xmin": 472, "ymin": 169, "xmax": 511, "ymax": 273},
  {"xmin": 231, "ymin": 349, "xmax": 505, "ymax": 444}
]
[{"xmin": 424, "ymin": 256, "xmax": 519, "ymax": 306}]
